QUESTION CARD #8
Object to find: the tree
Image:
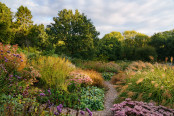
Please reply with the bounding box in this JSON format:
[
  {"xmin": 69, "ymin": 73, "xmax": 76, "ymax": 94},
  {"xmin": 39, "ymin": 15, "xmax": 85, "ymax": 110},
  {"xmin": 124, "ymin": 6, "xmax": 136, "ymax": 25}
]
[
  {"xmin": 123, "ymin": 30, "xmax": 137, "ymax": 39},
  {"xmin": 149, "ymin": 30, "xmax": 174, "ymax": 60},
  {"xmin": 47, "ymin": 9, "xmax": 99, "ymax": 59},
  {"xmin": 14, "ymin": 5, "xmax": 33, "ymax": 47},
  {"xmin": 122, "ymin": 31, "xmax": 150, "ymax": 60},
  {"xmin": 134, "ymin": 33, "xmax": 150, "ymax": 47},
  {"xmin": 0, "ymin": 2, "xmax": 14, "ymax": 43},
  {"xmin": 98, "ymin": 31, "xmax": 123, "ymax": 61},
  {"xmin": 27, "ymin": 24, "xmax": 48, "ymax": 49},
  {"xmin": 15, "ymin": 5, "xmax": 33, "ymax": 29}
]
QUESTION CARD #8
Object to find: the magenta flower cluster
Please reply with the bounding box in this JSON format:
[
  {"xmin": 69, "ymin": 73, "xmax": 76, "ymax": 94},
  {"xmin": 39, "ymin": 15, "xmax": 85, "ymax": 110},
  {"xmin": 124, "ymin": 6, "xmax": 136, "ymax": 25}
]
[{"xmin": 111, "ymin": 98, "xmax": 174, "ymax": 116}]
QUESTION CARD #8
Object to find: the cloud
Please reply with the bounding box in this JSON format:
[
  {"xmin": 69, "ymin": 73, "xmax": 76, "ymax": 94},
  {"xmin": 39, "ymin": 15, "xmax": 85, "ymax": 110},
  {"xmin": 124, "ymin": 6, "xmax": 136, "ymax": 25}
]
[{"xmin": 1, "ymin": 0, "xmax": 174, "ymax": 38}]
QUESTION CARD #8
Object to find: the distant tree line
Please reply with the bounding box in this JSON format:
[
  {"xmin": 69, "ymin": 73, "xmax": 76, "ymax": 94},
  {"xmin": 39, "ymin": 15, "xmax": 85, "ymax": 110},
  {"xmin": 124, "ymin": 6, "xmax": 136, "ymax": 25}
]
[{"xmin": 1, "ymin": 2, "xmax": 174, "ymax": 61}]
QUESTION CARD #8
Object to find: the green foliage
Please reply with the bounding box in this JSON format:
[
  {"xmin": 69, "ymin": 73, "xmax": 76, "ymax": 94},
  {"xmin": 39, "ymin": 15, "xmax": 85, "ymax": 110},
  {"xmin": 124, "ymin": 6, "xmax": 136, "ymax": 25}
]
[
  {"xmin": 123, "ymin": 30, "xmax": 138, "ymax": 39},
  {"xmin": 80, "ymin": 86, "xmax": 104, "ymax": 110},
  {"xmin": 0, "ymin": 2, "xmax": 14, "ymax": 44},
  {"xmin": 15, "ymin": 5, "xmax": 33, "ymax": 28},
  {"xmin": 134, "ymin": 46, "xmax": 157, "ymax": 61},
  {"xmin": 47, "ymin": 9, "xmax": 99, "ymax": 59},
  {"xmin": 31, "ymin": 56, "xmax": 75, "ymax": 90},
  {"xmin": 102, "ymin": 72, "xmax": 114, "ymax": 80},
  {"xmin": 149, "ymin": 30, "xmax": 174, "ymax": 60},
  {"xmin": 98, "ymin": 31, "xmax": 123, "ymax": 61},
  {"xmin": 82, "ymin": 61, "xmax": 120, "ymax": 73},
  {"xmin": 0, "ymin": 94, "xmax": 44, "ymax": 116},
  {"xmin": 121, "ymin": 31, "xmax": 150, "ymax": 61}
]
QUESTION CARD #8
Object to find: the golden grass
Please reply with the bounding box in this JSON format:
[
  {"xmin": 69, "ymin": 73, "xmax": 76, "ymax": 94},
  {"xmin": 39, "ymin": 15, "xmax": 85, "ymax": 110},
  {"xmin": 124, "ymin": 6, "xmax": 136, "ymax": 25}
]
[{"xmin": 31, "ymin": 56, "xmax": 75, "ymax": 90}]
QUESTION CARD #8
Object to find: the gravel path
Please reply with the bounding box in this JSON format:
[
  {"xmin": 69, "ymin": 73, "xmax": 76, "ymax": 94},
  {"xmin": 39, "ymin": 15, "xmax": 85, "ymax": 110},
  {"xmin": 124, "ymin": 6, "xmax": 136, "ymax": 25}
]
[
  {"xmin": 92, "ymin": 81, "xmax": 117, "ymax": 116},
  {"xmin": 61, "ymin": 81, "xmax": 117, "ymax": 116}
]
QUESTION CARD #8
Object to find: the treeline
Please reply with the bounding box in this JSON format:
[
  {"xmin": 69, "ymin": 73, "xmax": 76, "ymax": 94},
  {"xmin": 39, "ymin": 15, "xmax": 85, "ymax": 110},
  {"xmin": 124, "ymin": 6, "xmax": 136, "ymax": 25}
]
[{"xmin": 0, "ymin": 2, "xmax": 174, "ymax": 61}]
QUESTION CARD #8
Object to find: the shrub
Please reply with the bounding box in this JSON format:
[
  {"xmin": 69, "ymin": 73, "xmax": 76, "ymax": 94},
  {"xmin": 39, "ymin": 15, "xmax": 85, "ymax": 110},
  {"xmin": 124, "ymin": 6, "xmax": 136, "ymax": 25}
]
[
  {"xmin": 37, "ymin": 89, "xmax": 80, "ymax": 108},
  {"xmin": 68, "ymin": 69, "xmax": 104, "ymax": 88},
  {"xmin": 134, "ymin": 46, "xmax": 157, "ymax": 61},
  {"xmin": 111, "ymin": 98, "xmax": 174, "ymax": 116},
  {"xmin": 0, "ymin": 43, "xmax": 26, "ymax": 72},
  {"xmin": 31, "ymin": 56, "xmax": 75, "ymax": 90},
  {"xmin": 67, "ymin": 70, "xmax": 93, "ymax": 92},
  {"xmin": 0, "ymin": 43, "xmax": 39, "ymax": 95},
  {"xmin": 83, "ymin": 61, "xmax": 120, "ymax": 73},
  {"xmin": 102, "ymin": 72, "xmax": 114, "ymax": 80}
]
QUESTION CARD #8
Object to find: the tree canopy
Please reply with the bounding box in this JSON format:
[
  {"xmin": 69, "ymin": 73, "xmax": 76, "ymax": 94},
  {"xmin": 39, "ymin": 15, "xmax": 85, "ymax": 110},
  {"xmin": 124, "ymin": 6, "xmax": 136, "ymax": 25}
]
[
  {"xmin": 0, "ymin": 2, "xmax": 13, "ymax": 43},
  {"xmin": 47, "ymin": 9, "xmax": 100, "ymax": 59}
]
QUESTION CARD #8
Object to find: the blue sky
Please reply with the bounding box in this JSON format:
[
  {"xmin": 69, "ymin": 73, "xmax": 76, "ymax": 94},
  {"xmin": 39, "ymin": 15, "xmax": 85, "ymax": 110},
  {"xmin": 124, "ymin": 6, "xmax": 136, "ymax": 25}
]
[{"xmin": 1, "ymin": 0, "xmax": 174, "ymax": 38}]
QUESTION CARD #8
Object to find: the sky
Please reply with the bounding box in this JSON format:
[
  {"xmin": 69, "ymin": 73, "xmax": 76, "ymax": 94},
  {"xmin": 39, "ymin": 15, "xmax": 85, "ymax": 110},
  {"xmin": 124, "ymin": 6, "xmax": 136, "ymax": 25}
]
[{"xmin": 1, "ymin": 0, "xmax": 174, "ymax": 38}]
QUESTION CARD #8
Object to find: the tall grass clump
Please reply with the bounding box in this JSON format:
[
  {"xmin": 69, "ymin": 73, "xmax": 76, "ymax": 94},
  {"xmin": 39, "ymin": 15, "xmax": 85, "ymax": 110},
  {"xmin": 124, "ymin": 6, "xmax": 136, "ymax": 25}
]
[
  {"xmin": 115, "ymin": 61, "xmax": 174, "ymax": 108},
  {"xmin": 31, "ymin": 56, "xmax": 75, "ymax": 90}
]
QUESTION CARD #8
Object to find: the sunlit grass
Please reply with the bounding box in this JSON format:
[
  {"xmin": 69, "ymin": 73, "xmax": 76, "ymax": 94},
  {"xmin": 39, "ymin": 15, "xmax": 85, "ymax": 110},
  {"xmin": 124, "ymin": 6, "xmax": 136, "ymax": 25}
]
[
  {"xmin": 115, "ymin": 61, "xmax": 174, "ymax": 108},
  {"xmin": 31, "ymin": 56, "xmax": 75, "ymax": 90}
]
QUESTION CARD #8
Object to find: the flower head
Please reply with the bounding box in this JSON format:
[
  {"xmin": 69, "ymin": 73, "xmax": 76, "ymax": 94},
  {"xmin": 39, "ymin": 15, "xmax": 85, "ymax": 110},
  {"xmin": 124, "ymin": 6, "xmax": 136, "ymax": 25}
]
[
  {"xmin": 86, "ymin": 108, "xmax": 92, "ymax": 116},
  {"xmin": 40, "ymin": 93, "xmax": 45, "ymax": 96},
  {"xmin": 80, "ymin": 110, "xmax": 85, "ymax": 115}
]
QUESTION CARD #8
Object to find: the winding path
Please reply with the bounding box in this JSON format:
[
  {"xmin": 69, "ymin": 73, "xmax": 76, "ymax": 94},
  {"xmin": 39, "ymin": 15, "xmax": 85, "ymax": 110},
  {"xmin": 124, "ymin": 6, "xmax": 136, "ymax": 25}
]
[{"xmin": 92, "ymin": 81, "xmax": 117, "ymax": 116}]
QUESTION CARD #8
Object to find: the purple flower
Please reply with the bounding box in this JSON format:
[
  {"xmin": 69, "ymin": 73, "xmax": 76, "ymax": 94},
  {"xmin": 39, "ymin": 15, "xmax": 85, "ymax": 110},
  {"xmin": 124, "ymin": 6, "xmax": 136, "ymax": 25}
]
[
  {"xmin": 58, "ymin": 104, "xmax": 63, "ymax": 108},
  {"xmin": 17, "ymin": 76, "xmax": 22, "ymax": 79},
  {"xmin": 1, "ymin": 53, "xmax": 3, "ymax": 55},
  {"xmin": 48, "ymin": 89, "xmax": 51, "ymax": 95},
  {"xmin": 7, "ymin": 51, "xmax": 10, "ymax": 53},
  {"xmin": 1, "ymin": 50, "xmax": 3, "ymax": 52},
  {"xmin": 125, "ymin": 98, "xmax": 131, "ymax": 102},
  {"xmin": 54, "ymin": 112, "xmax": 59, "ymax": 115},
  {"xmin": 86, "ymin": 108, "xmax": 92, "ymax": 116},
  {"xmin": 13, "ymin": 54, "xmax": 16, "ymax": 56},
  {"xmin": 57, "ymin": 106, "xmax": 61, "ymax": 113},
  {"xmin": 80, "ymin": 110, "xmax": 85, "ymax": 115},
  {"xmin": 40, "ymin": 93, "xmax": 45, "ymax": 96},
  {"xmin": 57, "ymin": 104, "xmax": 63, "ymax": 113},
  {"xmin": 21, "ymin": 60, "xmax": 23, "ymax": 62}
]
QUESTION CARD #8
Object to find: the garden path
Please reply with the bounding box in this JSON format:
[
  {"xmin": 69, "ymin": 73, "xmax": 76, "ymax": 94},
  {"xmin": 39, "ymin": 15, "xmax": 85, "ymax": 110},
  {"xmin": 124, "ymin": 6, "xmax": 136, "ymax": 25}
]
[{"xmin": 92, "ymin": 81, "xmax": 117, "ymax": 116}]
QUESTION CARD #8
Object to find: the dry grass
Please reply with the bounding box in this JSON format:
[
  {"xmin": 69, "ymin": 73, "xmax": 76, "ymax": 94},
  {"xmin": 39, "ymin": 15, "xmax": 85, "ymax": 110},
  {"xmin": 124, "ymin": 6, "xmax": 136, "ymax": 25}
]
[
  {"xmin": 83, "ymin": 61, "xmax": 121, "ymax": 73},
  {"xmin": 111, "ymin": 72, "xmax": 126, "ymax": 85}
]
